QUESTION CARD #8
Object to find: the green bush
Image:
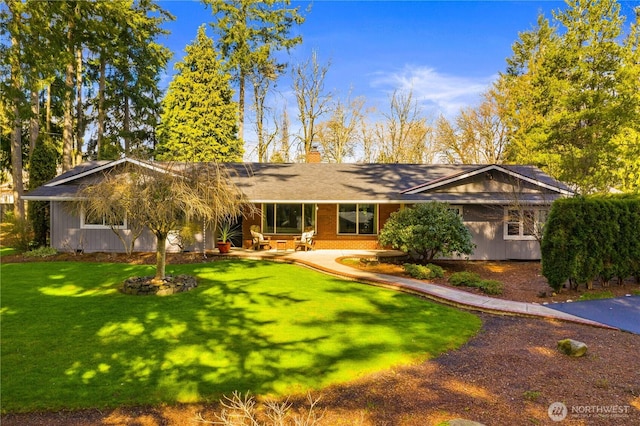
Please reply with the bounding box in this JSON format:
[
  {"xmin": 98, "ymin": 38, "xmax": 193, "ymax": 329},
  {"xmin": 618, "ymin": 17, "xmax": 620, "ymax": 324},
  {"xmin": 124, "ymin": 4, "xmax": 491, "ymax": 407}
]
[
  {"xmin": 23, "ymin": 246, "xmax": 58, "ymax": 258},
  {"xmin": 448, "ymin": 271, "xmax": 482, "ymax": 287},
  {"xmin": 403, "ymin": 263, "xmax": 445, "ymax": 279},
  {"xmin": 479, "ymin": 279, "xmax": 504, "ymax": 295},
  {"xmin": 379, "ymin": 202, "xmax": 475, "ymax": 263}
]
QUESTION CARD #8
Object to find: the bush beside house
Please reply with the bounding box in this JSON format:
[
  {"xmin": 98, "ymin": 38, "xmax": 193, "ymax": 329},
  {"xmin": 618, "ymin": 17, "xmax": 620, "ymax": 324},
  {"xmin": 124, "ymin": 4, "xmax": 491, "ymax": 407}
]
[
  {"xmin": 379, "ymin": 202, "xmax": 475, "ymax": 264},
  {"xmin": 541, "ymin": 195, "xmax": 640, "ymax": 291}
]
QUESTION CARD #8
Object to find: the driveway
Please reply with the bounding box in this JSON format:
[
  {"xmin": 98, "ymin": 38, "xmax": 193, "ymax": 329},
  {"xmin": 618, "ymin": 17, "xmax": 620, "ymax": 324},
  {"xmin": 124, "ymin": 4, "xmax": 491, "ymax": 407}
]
[{"xmin": 546, "ymin": 295, "xmax": 640, "ymax": 334}]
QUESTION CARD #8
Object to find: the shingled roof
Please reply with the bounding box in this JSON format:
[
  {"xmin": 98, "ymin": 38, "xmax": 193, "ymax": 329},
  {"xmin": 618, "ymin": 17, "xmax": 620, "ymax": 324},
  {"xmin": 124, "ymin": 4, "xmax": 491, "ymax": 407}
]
[{"xmin": 24, "ymin": 159, "xmax": 574, "ymax": 205}]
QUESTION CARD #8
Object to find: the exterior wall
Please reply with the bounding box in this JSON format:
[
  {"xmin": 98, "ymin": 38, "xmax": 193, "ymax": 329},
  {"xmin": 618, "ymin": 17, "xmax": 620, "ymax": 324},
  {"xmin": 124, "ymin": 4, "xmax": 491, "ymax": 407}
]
[
  {"xmin": 52, "ymin": 200, "xmax": 542, "ymax": 260},
  {"xmin": 461, "ymin": 204, "xmax": 541, "ymax": 260},
  {"xmin": 242, "ymin": 203, "xmax": 400, "ymax": 250},
  {"xmin": 50, "ymin": 202, "xmax": 214, "ymax": 253}
]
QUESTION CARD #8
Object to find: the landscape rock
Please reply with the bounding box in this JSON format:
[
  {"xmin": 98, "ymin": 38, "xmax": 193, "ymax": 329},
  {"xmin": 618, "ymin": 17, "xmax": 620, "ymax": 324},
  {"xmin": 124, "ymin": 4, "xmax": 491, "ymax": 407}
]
[
  {"xmin": 557, "ymin": 338, "xmax": 588, "ymax": 357},
  {"xmin": 122, "ymin": 274, "xmax": 198, "ymax": 296}
]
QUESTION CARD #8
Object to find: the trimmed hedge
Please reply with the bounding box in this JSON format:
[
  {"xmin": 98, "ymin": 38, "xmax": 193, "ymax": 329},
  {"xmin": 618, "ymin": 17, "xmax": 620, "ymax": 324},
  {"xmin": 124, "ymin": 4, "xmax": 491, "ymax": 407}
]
[{"xmin": 541, "ymin": 195, "xmax": 640, "ymax": 291}]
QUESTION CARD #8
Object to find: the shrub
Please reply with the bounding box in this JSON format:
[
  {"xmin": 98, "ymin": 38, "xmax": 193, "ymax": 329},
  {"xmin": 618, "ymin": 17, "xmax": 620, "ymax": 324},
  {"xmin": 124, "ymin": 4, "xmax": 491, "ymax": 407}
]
[
  {"xmin": 448, "ymin": 272, "xmax": 503, "ymax": 295},
  {"xmin": 23, "ymin": 246, "xmax": 58, "ymax": 258},
  {"xmin": 379, "ymin": 202, "xmax": 475, "ymax": 263},
  {"xmin": 542, "ymin": 195, "xmax": 640, "ymax": 292},
  {"xmin": 448, "ymin": 271, "xmax": 482, "ymax": 287},
  {"xmin": 2, "ymin": 212, "xmax": 33, "ymax": 252},
  {"xmin": 403, "ymin": 263, "xmax": 445, "ymax": 279},
  {"xmin": 479, "ymin": 279, "xmax": 504, "ymax": 295}
]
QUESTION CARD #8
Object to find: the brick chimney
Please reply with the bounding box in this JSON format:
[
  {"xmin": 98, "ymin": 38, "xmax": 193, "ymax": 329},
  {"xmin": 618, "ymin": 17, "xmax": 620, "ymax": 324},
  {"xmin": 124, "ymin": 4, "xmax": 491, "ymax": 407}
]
[{"xmin": 306, "ymin": 147, "xmax": 321, "ymax": 163}]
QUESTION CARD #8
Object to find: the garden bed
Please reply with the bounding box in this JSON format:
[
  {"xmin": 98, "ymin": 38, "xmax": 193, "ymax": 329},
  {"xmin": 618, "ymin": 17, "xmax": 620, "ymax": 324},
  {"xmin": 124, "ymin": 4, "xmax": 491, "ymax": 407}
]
[{"xmin": 338, "ymin": 257, "xmax": 640, "ymax": 304}]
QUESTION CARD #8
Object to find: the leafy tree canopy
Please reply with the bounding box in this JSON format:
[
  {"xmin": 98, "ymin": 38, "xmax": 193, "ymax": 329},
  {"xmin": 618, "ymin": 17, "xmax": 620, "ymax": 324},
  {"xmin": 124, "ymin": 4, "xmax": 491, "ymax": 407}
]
[{"xmin": 496, "ymin": 0, "xmax": 639, "ymax": 194}]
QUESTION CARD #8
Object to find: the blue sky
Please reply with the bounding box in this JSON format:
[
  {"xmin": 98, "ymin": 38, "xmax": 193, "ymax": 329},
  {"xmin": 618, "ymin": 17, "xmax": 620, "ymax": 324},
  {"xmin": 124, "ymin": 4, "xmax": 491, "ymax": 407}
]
[{"xmin": 157, "ymin": 0, "xmax": 638, "ymax": 159}]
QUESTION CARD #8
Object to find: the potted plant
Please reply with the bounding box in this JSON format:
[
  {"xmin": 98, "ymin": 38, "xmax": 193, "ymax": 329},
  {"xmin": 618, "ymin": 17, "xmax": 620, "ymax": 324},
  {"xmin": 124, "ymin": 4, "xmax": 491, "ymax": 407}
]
[{"xmin": 216, "ymin": 221, "xmax": 239, "ymax": 254}]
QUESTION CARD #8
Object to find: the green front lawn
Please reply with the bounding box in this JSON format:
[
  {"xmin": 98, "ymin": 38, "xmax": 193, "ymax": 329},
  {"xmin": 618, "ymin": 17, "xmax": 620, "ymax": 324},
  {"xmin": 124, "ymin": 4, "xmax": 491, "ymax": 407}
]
[
  {"xmin": 0, "ymin": 247, "xmax": 19, "ymax": 256},
  {"xmin": 1, "ymin": 259, "xmax": 481, "ymax": 413}
]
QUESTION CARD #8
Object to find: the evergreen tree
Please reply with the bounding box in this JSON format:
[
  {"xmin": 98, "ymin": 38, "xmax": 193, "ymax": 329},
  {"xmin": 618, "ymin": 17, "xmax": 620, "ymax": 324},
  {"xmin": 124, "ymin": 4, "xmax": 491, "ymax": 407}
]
[
  {"xmin": 28, "ymin": 135, "xmax": 57, "ymax": 246},
  {"xmin": 205, "ymin": 0, "xmax": 305, "ymax": 141},
  {"xmin": 496, "ymin": 0, "xmax": 639, "ymax": 193},
  {"xmin": 156, "ymin": 26, "xmax": 242, "ymax": 162}
]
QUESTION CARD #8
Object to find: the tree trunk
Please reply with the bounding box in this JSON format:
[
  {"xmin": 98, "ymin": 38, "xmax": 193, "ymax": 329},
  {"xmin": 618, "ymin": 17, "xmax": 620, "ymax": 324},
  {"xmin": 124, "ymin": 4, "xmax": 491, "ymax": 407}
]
[
  {"xmin": 154, "ymin": 232, "xmax": 167, "ymax": 282},
  {"xmin": 10, "ymin": 107, "xmax": 24, "ymax": 221},
  {"xmin": 97, "ymin": 55, "xmax": 106, "ymax": 158},
  {"xmin": 62, "ymin": 10, "xmax": 75, "ymax": 172},
  {"xmin": 75, "ymin": 47, "xmax": 83, "ymax": 164},
  {"xmin": 29, "ymin": 88, "xmax": 39, "ymax": 159},
  {"xmin": 9, "ymin": 28, "xmax": 24, "ymax": 220},
  {"xmin": 123, "ymin": 92, "xmax": 131, "ymax": 155},
  {"xmin": 238, "ymin": 69, "xmax": 245, "ymax": 142},
  {"xmin": 45, "ymin": 84, "xmax": 51, "ymax": 134}
]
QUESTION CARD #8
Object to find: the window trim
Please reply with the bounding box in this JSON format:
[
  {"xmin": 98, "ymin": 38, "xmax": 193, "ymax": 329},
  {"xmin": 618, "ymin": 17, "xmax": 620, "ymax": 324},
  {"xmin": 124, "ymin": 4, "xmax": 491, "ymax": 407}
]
[
  {"xmin": 503, "ymin": 207, "xmax": 548, "ymax": 241},
  {"xmin": 337, "ymin": 203, "xmax": 379, "ymax": 235},
  {"xmin": 80, "ymin": 208, "xmax": 127, "ymax": 230}
]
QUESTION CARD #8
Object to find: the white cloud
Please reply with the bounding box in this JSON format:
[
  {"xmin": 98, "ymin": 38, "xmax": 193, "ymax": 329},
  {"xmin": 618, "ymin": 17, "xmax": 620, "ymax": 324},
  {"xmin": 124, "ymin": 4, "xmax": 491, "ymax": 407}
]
[{"xmin": 370, "ymin": 65, "xmax": 496, "ymax": 118}]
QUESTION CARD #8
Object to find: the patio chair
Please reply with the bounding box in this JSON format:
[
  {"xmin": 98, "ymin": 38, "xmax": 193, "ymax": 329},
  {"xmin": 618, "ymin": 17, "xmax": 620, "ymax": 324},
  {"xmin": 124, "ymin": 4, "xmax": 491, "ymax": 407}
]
[
  {"xmin": 294, "ymin": 228, "xmax": 315, "ymax": 251},
  {"xmin": 250, "ymin": 226, "xmax": 271, "ymax": 250}
]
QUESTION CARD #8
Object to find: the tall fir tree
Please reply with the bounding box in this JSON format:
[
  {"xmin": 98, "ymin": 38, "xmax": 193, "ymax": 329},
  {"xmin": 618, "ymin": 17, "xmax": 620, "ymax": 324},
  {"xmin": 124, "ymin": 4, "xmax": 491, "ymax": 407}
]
[
  {"xmin": 496, "ymin": 0, "xmax": 639, "ymax": 193},
  {"xmin": 156, "ymin": 25, "xmax": 242, "ymax": 162},
  {"xmin": 205, "ymin": 0, "xmax": 305, "ymax": 142}
]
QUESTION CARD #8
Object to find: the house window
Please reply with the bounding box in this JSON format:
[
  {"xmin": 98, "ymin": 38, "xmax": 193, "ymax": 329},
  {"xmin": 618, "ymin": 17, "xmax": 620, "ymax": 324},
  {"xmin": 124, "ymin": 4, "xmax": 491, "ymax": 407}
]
[
  {"xmin": 504, "ymin": 207, "xmax": 548, "ymax": 240},
  {"xmin": 338, "ymin": 204, "xmax": 377, "ymax": 235},
  {"xmin": 262, "ymin": 203, "xmax": 316, "ymax": 234},
  {"xmin": 81, "ymin": 208, "xmax": 127, "ymax": 229}
]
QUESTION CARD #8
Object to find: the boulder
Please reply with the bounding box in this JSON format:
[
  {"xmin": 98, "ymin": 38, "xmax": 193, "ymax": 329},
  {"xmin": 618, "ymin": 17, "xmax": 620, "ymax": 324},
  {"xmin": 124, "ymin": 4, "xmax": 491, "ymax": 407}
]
[{"xmin": 557, "ymin": 339, "xmax": 588, "ymax": 357}]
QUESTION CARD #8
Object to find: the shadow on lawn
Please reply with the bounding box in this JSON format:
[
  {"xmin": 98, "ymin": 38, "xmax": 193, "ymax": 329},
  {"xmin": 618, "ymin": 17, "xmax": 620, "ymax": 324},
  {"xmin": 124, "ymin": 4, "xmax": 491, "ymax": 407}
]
[{"xmin": 1, "ymin": 259, "xmax": 479, "ymax": 413}]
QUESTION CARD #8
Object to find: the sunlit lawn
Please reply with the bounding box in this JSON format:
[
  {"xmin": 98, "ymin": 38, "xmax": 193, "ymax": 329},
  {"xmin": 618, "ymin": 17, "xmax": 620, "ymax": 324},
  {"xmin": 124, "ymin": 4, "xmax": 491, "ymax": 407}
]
[
  {"xmin": 0, "ymin": 247, "xmax": 19, "ymax": 256},
  {"xmin": 0, "ymin": 259, "xmax": 481, "ymax": 413}
]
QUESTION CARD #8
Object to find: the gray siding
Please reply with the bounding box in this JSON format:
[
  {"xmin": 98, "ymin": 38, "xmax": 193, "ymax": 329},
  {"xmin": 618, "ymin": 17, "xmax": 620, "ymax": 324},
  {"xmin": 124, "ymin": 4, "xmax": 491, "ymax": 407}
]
[
  {"xmin": 461, "ymin": 204, "xmax": 541, "ymax": 261},
  {"xmin": 50, "ymin": 202, "xmax": 214, "ymax": 253}
]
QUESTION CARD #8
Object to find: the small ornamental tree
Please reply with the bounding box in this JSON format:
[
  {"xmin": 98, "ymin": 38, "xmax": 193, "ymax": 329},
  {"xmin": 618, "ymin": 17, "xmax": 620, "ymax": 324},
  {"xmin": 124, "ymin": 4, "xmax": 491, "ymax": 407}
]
[
  {"xmin": 379, "ymin": 202, "xmax": 475, "ymax": 263},
  {"xmin": 78, "ymin": 160, "xmax": 253, "ymax": 283}
]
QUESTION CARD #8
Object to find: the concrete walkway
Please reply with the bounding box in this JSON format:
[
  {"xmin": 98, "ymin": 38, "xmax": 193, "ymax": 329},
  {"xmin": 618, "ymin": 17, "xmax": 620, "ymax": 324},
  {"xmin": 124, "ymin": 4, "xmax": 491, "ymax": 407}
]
[{"xmin": 226, "ymin": 248, "xmax": 615, "ymax": 330}]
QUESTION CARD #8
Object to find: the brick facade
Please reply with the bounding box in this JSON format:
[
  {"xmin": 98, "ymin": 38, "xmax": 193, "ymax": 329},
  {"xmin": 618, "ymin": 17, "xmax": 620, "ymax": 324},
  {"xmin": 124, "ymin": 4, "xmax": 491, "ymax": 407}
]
[{"xmin": 241, "ymin": 203, "xmax": 402, "ymax": 250}]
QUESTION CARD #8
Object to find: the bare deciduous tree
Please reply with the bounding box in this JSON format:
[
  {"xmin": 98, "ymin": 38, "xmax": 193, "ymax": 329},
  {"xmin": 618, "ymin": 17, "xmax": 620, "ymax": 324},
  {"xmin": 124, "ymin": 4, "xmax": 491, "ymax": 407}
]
[
  {"xmin": 78, "ymin": 161, "xmax": 253, "ymax": 282},
  {"xmin": 315, "ymin": 94, "xmax": 366, "ymax": 163},
  {"xmin": 292, "ymin": 51, "xmax": 332, "ymax": 161},
  {"xmin": 435, "ymin": 92, "xmax": 507, "ymax": 164},
  {"xmin": 374, "ymin": 90, "xmax": 434, "ymax": 164}
]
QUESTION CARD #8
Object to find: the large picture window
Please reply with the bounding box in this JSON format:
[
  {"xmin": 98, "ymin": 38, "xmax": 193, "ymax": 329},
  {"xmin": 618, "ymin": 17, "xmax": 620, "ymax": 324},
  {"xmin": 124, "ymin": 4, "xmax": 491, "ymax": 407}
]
[
  {"xmin": 262, "ymin": 203, "xmax": 316, "ymax": 234},
  {"xmin": 81, "ymin": 208, "xmax": 127, "ymax": 230},
  {"xmin": 338, "ymin": 204, "xmax": 377, "ymax": 235},
  {"xmin": 504, "ymin": 207, "xmax": 548, "ymax": 240}
]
